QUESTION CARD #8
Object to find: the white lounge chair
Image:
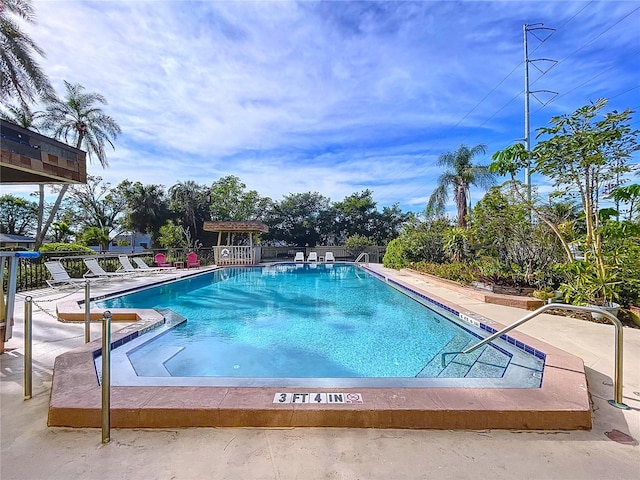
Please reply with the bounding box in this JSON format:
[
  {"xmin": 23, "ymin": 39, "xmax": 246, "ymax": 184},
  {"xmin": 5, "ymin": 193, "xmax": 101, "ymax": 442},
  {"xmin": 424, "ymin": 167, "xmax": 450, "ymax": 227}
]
[
  {"xmin": 307, "ymin": 252, "xmax": 318, "ymax": 262},
  {"xmin": 294, "ymin": 252, "xmax": 305, "ymax": 262},
  {"xmin": 325, "ymin": 252, "xmax": 335, "ymax": 262},
  {"xmin": 132, "ymin": 257, "xmax": 176, "ymax": 272},
  {"xmin": 44, "ymin": 261, "xmax": 88, "ymax": 288},
  {"xmin": 83, "ymin": 258, "xmax": 132, "ymax": 279},
  {"xmin": 117, "ymin": 255, "xmax": 148, "ymax": 275}
]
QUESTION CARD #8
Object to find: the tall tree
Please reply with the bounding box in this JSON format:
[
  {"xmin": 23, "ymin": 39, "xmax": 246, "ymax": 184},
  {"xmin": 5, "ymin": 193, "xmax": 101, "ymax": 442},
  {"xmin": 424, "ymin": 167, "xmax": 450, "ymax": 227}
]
[
  {"xmin": 264, "ymin": 192, "xmax": 332, "ymax": 247},
  {"xmin": 0, "ymin": 101, "xmax": 40, "ymax": 127},
  {"xmin": 491, "ymin": 99, "xmax": 639, "ymax": 264},
  {"xmin": 333, "ymin": 190, "xmax": 378, "ymax": 243},
  {"xmin": 119, "ymin": 180, "xmax": 169, "ymax": 247},
  {"xmin": 208, "ymin": 175, "xmax": 270, "ymax": 221},
  {"xmin": 0, "ymin": 0, "xmax": 53, "ymax": 106},
  {"xmin": 66, "ymin": 175, "xmax": 126, "ymax": 241},
  {"xmin": 0, "ymin": 193, "xmax": 37, "ymax": 235},
  {"xmin": 36, "ymin": 81, "xmax": 121, "ymax": 248},
  {"xmin": 426, "ymin": 144, "xmax": 495, "ymax": 228},
  {"xmin": 168, "ymin": 180, "xmax": 209, "ymax": 239}
]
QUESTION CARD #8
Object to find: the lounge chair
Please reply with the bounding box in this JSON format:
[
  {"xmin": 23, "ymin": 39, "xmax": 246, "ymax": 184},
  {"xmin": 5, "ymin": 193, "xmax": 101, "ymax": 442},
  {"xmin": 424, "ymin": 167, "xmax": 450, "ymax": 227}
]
[
  {"xmin": 44, "ymin": 261, "xmax": 88, "ymax": 288},
  {"xmin": 294, "ymin": 252, "xmax": 304, "ymax": 262},
  {"xmin": 307, "ymin": 252, "xmax": 318, "ymax": 262},
  {"xmin": 117, "ymin": 255, "xmax": 149, "ymax": 275},
  {"xmin": 154, "ymin": 253, "xmax": 172, "ymax": 267},
  {"xmin": 186, "ymin": 252, "xmax": 201, "ymax": 269},
  {"xmin": 325, "ymin": 252, "xmax": 335, "ymax": 262},
  {"xmin": 83, "ymin": 258, "xmax": 132, "ymax": 279},
  {"xmin": 132, "ymin": 257, "xmax": 175, "ymax": 272}
]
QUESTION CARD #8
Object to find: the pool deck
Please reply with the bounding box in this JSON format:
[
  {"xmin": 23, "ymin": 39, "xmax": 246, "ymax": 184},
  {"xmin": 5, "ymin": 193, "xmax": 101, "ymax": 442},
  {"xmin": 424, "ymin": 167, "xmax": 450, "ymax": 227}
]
[{"xmin": 2, "ymin": 263, "xmax": 639, "ymax": 479}]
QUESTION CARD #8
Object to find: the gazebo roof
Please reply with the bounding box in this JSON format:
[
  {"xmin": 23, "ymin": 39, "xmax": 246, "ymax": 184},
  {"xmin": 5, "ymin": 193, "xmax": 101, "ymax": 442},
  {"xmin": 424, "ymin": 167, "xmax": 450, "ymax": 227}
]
[{"xmin": 203, "ymin": 221, "xmax": 269, "ymax": 233}]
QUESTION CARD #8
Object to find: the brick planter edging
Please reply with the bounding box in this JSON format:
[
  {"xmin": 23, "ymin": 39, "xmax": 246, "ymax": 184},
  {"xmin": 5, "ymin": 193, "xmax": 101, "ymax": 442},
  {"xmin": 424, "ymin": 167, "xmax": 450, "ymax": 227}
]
[{"xmin": 402, "ymin": 269, "xmax": 545, "ymax": 310}]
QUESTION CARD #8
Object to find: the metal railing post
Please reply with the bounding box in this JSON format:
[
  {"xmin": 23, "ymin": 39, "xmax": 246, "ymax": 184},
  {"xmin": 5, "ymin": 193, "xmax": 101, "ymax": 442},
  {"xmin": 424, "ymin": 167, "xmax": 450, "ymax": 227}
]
[
  {"xmin": 24, "ymin": 296, "xmax": 33, "ymax": 400},
  {"xmin": 440, "ymin": 303, "xmax": 629, "ymax": 409},
  {"xmin": 101, "ymin": 310, "xmax": 112, "ymax": 443},
  {"xmin": 84, "ymin": 280, "xmax": 91, "ymax": 343}
]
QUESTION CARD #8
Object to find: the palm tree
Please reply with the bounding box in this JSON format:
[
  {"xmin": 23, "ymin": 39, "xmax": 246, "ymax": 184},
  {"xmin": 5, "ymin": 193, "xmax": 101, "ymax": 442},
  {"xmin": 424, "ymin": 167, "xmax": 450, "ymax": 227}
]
[
  {"xmin": 169, "ymin": 180, "xmax": 208, "ymax": 240},
  {"xmin": 0, "ymin": 0, "xmax": 53, "ymax": 106},
  {"xmin": 35, "ymin": 81, "xmax": 121, "ymax": 248},
  {"xmin": 426, "ymin": 144, "xmax": 495, "ymax": 229},
  {"xmin": 121, "ymin": 181, "xmax": 169, "ymax": 247},
  {"xmin": 0, "ymin": 102, "xmax": 40, "ymax": 127}
]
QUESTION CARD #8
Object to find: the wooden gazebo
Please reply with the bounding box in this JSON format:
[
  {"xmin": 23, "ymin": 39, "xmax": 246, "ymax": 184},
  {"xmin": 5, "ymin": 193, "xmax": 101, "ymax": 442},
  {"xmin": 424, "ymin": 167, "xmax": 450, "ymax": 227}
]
[{"xmin": 203, "ymin": 221, "xmax": 269, "ymax": 265}]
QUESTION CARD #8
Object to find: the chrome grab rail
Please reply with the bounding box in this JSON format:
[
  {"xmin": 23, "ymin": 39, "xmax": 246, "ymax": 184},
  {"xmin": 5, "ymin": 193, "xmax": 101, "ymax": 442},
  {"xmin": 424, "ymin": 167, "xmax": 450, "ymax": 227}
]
[
  {"xmin": 440, "ymin": 303, "xmax": 629, "ymax": 409},
  {"xmin": 354, "ymin": 252, "xmax": 369, "ymax": 265}
]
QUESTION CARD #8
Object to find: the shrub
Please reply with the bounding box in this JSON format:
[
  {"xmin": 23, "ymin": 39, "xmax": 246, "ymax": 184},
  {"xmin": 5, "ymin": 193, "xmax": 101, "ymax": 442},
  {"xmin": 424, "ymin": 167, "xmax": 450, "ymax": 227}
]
[
  {"xmin": 412, "ymin": 262, "xmax": 477, "ymax": 284},
  {"xmin": 345, "ymin": 234, "xmax": 373, "ymax": 257},
  {"xmin": 38, "ymin": 243, "xmax": 94, "ymax": 253},
  {"xmin": 382, "ymin": 238, "xmax": 407, "ymax": 269}
]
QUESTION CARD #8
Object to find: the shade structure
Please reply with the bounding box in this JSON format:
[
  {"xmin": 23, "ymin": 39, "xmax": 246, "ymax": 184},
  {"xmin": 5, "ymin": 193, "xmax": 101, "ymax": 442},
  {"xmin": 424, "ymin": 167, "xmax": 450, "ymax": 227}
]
[{"xmin": 202, "ymin": 221, "xmax": 269, "ymax": 265}]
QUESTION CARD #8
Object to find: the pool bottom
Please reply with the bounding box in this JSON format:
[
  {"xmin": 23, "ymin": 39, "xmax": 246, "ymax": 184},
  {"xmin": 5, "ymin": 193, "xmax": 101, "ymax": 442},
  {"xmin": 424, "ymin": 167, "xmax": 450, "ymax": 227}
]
[
  {"xmin": 48, "ymin": 293, "xmax": 591, "ymax": 431},
  {"xmin": 98, "ymin": 312, "xmax": 544, "ymax": 389}
]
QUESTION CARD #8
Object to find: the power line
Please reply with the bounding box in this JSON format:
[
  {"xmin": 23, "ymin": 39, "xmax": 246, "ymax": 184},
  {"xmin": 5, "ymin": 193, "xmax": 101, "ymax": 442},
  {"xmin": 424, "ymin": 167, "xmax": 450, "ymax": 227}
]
[
  {"xmin": 534, "ymin": 51, "xmax": 640, "ymax": 113},
  {"xmin": 385, "ymin": 4, "xmax": 637, "ymax": 207}
]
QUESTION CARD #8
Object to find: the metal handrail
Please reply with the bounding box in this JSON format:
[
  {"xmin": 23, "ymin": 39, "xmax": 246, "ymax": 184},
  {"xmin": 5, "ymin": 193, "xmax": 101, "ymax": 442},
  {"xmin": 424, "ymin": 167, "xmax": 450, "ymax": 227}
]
[
  {"xmin": 354, "ymin": 252, "xmax": 369, "ymax": 265},
  {"xmin": 441, "ymin": 303, "xmax": 629, "ymax": 409}
]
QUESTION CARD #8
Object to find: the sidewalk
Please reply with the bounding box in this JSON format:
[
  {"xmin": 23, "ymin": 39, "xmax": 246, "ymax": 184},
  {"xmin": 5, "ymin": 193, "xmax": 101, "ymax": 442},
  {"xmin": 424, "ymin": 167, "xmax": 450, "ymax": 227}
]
[{"xmin": 1, "ymin": 266, "xmax": 639, "ymax": 480}]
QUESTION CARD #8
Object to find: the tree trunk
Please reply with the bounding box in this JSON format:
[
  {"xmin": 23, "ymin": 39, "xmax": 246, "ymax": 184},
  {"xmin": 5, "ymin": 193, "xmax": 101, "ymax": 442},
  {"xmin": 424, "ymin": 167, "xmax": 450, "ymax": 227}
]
[
  {"xmin": 37, "ymin": 185, "xmax": 44, "ymax": 234},
  {"xmin": 34, "ymin": 184, "xmax": 69, "ymax": 249}
]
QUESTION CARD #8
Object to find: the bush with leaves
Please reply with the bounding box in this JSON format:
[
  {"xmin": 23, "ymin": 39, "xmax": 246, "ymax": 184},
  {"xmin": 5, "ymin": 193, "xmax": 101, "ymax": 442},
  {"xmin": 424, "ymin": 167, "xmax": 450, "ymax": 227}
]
[
  {"xmin": 38, "ymin": 242, "xmax": 94, "ymax": 253},
  {"xmin": 158, "ymin": 220, "xmax": 188, "ymax": 249},
  {"xmin": 411, "ymin": 262, "xmax": 477, "ymax": 284},
  {"xmin": 382, "ymin": 238, "xmax": 406, "ymax": 269},
  {"xmin": 344, "ymin": 234, "xmax": 373, "ymax": 257}
]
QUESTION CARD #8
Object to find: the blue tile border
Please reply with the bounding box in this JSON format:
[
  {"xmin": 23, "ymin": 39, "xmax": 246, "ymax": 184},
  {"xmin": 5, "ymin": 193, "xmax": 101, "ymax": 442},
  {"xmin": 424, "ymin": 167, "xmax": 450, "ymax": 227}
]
[{"xmin": 360, "ymin": 266, "xmax": 547, "ymax": 363}]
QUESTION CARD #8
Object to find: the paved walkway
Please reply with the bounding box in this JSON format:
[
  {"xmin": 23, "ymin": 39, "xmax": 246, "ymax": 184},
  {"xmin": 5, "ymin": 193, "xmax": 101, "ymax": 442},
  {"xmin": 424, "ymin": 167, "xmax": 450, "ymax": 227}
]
[{"xmin": 1, "ymin": 266, "xmax": 639, "ymax": 479}]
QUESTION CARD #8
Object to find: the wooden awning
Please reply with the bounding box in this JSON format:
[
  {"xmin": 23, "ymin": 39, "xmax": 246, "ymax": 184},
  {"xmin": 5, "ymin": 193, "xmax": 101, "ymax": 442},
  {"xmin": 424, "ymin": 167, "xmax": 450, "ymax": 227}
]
[{"xmin": 203, "ymin": 221, "xmax": 269, "ymax": 233}]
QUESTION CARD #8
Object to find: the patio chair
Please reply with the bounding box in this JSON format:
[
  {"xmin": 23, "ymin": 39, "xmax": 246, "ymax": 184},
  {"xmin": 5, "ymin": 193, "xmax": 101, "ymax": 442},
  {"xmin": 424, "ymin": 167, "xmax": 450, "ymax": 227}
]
[
  {"xmin": 325, "ymin": 252, "xmax": 335, "ymax": 262},
  {"xmin": 117, "ymin": 255, "xmax": 149, "ymax": 275},
  {"xmin": 154, "ymin": 253, "xmax": 172, "ymax": 267},
  {"xmin": 132, "ymin": 257, "xmax": 175, "ymax": 272},
  {"xmin": 294, "ymin": 252, "xmax": 304, "ymax": 262},
  {"xmin": 186, "ymin": 252, "xmax": 201, "ymax": 269},
  {"xmin": 44, "ymin": 261, "xmax": 87, "ymax": 288},
  {"xmin": 307, "ymin": 252, "xmax": 318, "ymax": 262},
  {"xmin": 83, "ymin": 258, "xmax": 132, "ymax": 279}
]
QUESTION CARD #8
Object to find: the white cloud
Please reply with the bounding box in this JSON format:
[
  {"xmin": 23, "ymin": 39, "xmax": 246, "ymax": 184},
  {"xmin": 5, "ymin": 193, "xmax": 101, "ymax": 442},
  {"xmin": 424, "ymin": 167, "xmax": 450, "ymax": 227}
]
[{"xmin": 6, "ymin": 0, "xmax": 638, "ymax": 213}]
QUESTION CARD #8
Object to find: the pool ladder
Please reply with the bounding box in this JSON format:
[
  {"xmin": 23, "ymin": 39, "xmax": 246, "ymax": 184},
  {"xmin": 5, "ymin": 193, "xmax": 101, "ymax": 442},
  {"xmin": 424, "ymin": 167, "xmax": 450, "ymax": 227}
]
[
  {"xmin": 354, "ymin": 252, "xmax": 369, "ymax": 265},
  {"xmin": 440, "ymin": 303, "xmax": 629, "ymax": 409}
]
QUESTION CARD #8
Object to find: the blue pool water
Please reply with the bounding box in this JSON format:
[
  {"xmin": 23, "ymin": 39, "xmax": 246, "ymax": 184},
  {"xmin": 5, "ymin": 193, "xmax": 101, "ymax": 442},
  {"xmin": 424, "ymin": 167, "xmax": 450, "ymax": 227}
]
[{"xmin": 97, "ymin": 264, "xmax": 543, "ymax": 382}]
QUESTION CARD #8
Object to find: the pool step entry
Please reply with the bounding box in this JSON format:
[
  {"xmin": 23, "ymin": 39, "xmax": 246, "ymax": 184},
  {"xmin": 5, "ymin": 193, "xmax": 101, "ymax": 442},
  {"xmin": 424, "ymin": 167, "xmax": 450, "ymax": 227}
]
[
  {"xmin": 156, "ymin": 308, "xmax": 188, "ymax": 327},
  {"xmin": 129, "ymin": 345, "xmax": 185, "ymax": 376},
  {"xmin": 416, "ymin": 336, "xmax": 512, "ymax": 379},
  {"xmin": 126, "ymin": 308, "xmax": 188, "ymax": 376},
  {"xmin": 416, "ymin": 335, "xmax": 472, "ymax": 378}
]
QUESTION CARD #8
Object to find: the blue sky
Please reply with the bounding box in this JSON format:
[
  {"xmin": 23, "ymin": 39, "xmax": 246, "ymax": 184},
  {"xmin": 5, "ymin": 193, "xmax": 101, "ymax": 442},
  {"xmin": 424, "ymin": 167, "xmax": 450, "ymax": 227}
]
[{"xmin": 5, "ymin": 0, "xmax": 640, "ymax": 215}]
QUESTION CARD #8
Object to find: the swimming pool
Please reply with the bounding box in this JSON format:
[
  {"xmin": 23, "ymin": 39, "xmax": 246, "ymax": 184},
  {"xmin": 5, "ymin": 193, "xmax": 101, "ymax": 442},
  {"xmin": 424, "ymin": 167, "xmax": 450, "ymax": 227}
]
[{"xmin": 95, "ymin": 264, "xmax": 544, "ymax": 388}]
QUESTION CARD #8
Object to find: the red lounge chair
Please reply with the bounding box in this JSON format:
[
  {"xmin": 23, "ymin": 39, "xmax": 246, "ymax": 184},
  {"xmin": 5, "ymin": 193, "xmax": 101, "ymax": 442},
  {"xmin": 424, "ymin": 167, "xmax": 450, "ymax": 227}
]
[
  {"xmin": 154, "ymin": 253, "xmax": 172, "ymax": 267},
  {"xmin": 186, "ymin": 252, "xmax": 201, "ymax": 269}
]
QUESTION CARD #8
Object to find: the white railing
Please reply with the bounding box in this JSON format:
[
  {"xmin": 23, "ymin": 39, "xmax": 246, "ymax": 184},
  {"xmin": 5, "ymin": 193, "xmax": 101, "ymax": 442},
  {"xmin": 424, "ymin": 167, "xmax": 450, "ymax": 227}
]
[
  {"xmin": 440, "ymin": 303, "xmax": 629, "ymax": 410},
  {"xmin": 214, "ymin": 246, "xmax": 255, "ymax": 265},
  {"xmin": 354, "ymin": 252, "xmax": 369, "ymax": 265}
]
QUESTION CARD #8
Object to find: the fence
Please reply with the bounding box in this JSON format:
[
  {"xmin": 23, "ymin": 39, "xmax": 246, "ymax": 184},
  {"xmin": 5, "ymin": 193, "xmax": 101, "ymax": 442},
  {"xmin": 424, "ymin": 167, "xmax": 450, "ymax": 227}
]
[
  {"xmin": 260, "ymin": 246, "xmax": 386, "ymax": 263},
  {"xmin": 2, "ymin": 245, "xmax": 386, "ymax": 292}
]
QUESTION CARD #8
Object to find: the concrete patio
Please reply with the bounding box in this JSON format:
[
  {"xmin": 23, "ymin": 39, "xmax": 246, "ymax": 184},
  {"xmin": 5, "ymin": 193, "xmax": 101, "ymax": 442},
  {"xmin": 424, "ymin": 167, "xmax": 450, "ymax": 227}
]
[{"xmin": 1, "ymin": 265, "xmax": 638, "ymax": 479}]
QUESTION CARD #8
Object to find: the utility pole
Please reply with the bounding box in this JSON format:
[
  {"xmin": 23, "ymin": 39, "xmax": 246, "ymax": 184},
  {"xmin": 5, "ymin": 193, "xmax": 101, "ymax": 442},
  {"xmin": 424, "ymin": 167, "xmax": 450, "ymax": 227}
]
[{"xmin": 523, "ymin": 23, "xmax": 558, "ymax": 212}]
